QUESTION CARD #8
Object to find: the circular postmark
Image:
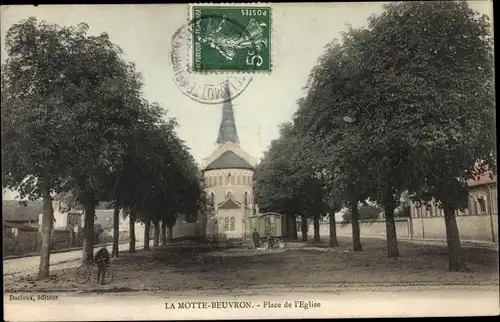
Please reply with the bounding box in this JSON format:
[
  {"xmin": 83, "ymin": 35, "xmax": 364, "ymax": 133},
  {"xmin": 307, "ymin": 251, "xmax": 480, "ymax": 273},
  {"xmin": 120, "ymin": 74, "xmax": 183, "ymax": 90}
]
[{"xmin": 170, "ymin": 15, "xmax": 258, "ymax": 104}]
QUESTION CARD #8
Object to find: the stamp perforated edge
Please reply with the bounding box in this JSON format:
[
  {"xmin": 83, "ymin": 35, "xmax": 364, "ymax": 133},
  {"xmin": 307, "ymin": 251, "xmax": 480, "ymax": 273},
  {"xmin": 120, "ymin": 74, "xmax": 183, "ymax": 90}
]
[{"xmin": 187, "ymin": 3, "xmax": 273, "ymax": 75}]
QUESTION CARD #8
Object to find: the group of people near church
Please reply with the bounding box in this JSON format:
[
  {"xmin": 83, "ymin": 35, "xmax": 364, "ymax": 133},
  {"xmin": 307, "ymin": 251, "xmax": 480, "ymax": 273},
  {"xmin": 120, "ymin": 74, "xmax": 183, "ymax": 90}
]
[{"xmin": 252, "ymin": 228, "xmax": 273, "ymax": 249}]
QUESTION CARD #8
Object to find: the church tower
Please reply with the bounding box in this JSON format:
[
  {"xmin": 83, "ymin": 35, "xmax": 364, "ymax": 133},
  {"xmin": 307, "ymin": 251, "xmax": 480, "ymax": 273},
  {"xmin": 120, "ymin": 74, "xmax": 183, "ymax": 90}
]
[
  {"xmin": 201, "ymin": 82, "xmax": 257, "ymax": 240},
  {"xmin": 216, "ymin": 88, "xmax": 240, "ymax": 145}
]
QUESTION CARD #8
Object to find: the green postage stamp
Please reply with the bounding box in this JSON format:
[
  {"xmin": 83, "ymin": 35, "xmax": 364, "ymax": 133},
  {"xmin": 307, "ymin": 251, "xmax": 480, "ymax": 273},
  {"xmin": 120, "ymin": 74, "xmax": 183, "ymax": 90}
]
[{"xmin": 191, "ymin": 5, "xmax": 272, "ymax": 72}]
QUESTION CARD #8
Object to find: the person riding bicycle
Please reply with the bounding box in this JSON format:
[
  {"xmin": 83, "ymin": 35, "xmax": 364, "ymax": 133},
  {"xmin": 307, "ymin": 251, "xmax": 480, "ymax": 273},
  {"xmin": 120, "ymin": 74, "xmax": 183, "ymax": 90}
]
[{"xmin": 94, "ymin": 246, "xmax": 110, "ymax": 285}]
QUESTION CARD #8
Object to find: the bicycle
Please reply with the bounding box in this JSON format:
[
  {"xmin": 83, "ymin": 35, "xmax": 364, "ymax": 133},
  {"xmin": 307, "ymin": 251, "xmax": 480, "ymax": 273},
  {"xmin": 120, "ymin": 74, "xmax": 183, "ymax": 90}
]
[
  {"xmin": 75, "ymin": 258, "xmax": 114, "ymax": 285},
  {"xmin": 264, "ymin": 236, "xmax": 286, "ymax": 249}
]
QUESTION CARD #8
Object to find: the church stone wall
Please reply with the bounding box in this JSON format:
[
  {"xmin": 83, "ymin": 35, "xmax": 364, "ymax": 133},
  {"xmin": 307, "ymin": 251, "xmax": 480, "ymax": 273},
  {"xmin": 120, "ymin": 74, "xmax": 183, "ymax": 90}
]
[
  {"xmin": 203, "ymin": 168, "xmax": 254, "ymax": 240},
  {"xmin": 217, "ymin": 208, "xmax": 245, "ymax": 239},
  {"xmin": 204, "ymin": 168, "xmax": 254, "ymax": 207}
]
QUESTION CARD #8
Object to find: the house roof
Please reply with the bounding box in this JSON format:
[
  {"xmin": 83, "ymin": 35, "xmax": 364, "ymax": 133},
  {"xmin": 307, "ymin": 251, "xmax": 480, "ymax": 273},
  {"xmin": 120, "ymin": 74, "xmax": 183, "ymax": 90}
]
[
  {"xmin": 467, "ymin": 171, "xmax": 497, "ymax": 187},
  {"xmin": 204, "ymin": 151, "xmax": 254, "ymax": 171},
  {"xmin": 2, "ymin": 200, "xmax": 42, "ymax": 222},
  {"xmin": 218, "ymin": 198, "xmax": 242, "ymax": 209}
]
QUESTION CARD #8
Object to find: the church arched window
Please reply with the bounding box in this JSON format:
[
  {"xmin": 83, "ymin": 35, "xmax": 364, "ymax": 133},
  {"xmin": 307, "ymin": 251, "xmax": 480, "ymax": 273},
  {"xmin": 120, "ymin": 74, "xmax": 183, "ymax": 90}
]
[
  {"xmin": 226, "ymin": 191, "xmax": 232, "ymax": 199},
  {"xmin": 244, "ymin": 191, "xmax": 248, "ymax": 205},
  {"xmin": 230, "ymin": 217, "xmax": 235, "ymax": 230},
  {"xmin": 210, "ymin": 192, "xmax": 215, "ymax": 207},
  {"xmin": 218, "ymin": 175, "xmax": 223, "ymax": 186},
  {"xmin": 237, "ymin": 175, "xmax": 241, "ymax": 185},
  {"xmin": 224, "ymin": 217, "xmax": 229, "ymax": 231}
]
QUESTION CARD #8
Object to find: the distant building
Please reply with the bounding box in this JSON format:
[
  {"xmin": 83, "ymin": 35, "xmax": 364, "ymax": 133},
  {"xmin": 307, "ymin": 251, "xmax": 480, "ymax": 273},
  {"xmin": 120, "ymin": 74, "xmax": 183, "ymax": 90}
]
[
  {"xmin": 3, "ymin": 200, "xmax": 41, "ymax": 229},
  {"xmin": 200, "ymin": 83, "xmax": 258, "ymax": 240},
  {"xmin": 410, "ymin": 171, "xmax": 498, "ymax": 217},
  {"xmin": 37, "ymin": 200, "xmax": 83, "ymax": 232}
]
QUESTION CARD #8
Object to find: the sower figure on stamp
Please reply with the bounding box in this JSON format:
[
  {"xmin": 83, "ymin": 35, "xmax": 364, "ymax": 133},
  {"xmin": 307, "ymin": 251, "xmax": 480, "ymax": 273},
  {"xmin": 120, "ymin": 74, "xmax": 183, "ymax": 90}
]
[
  {"xmin": 252, "ymin": 228, "xmax": 260, "ymax": 249},
  {"xmin": 94, "ymin": 246, "xmax": 110, "ymax": 285}
]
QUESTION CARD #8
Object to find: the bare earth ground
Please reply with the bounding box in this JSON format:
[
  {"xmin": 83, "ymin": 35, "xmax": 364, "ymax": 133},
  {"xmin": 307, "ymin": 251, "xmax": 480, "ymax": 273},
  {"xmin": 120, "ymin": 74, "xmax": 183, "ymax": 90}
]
[{"xmin": 4, "ymin": 237, "xmax": 498, "ymax": 293}]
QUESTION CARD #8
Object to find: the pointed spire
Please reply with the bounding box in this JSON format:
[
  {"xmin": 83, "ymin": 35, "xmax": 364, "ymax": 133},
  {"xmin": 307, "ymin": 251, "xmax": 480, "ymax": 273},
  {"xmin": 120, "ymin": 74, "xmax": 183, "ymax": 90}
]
[{"xmin": 216, "ymin": 81, "xmax": 240, "ymax": 145}]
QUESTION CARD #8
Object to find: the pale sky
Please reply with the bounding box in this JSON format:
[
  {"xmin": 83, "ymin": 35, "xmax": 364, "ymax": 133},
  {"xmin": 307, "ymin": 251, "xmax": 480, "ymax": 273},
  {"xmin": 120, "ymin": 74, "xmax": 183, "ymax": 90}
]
[{"xmin": 1, "ymin": 2, "xmax": 493, "ymax": 201}]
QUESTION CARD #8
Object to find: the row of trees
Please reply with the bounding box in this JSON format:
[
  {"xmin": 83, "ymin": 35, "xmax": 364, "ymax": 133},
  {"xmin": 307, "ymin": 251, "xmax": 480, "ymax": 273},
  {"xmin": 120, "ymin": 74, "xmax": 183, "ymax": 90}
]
[
  {"xmin": 1, "ymin": 18, "xmax": 203, "ymax": 279},
  {"xmin": 254, "ymin": 1, "xmax": 495, "ymax": 271}
]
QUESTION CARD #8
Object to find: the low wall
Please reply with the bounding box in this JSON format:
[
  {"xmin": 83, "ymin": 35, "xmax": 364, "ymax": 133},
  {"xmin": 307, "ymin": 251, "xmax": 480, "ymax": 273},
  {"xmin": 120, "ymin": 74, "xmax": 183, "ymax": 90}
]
[
  {"xmin": 303, "ymin": 214, "xmax": 498, "ymax": 243},
  {"xmin": 304, "ymin": 220, "xmax": 409, "ymax": 240},
  {"xmin": 3, "ymin": 228, "xmax": 132, "ymax": 256},
  {"xmin": 3, "ymin": 228, "xmax": 38, "ymax": 254},
  {"xmin": 411, "ymin": 214, "xmax": 498, "ymax": 242},
  {"xmin": 51, "ymin": 230, "xmax": 73, "ymax": 250},
  {"xmin": 3, "ymin": 229, "xmax": 73, "ymax": 255},
  {"xmin": 126, "ymin": 223, "xmax": 144, "ymax": 242}
]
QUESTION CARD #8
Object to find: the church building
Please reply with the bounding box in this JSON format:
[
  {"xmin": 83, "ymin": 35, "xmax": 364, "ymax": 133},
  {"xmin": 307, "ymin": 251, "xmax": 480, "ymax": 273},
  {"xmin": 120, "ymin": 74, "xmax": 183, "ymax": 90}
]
[{"xmin": 201, "ymin": 84, "xmax": 258, "ymax": 240}]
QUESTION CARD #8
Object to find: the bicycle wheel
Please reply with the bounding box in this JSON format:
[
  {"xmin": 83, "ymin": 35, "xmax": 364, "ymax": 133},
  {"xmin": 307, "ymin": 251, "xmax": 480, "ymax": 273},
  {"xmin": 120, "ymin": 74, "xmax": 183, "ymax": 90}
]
[
  {"xmin": 75, "ymin": 264, "xmax": 91, "ymax": 284},
  {"xmin": 102, "ymin": 265, "xmax": 114, "ymax": 285}
]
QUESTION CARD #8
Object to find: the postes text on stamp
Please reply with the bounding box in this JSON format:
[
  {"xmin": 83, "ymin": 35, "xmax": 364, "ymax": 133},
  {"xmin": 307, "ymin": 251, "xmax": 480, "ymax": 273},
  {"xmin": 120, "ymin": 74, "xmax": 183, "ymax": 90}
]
[{"xmin": 192, "ymin": 5, "xmax": 272, "ymax": 73}]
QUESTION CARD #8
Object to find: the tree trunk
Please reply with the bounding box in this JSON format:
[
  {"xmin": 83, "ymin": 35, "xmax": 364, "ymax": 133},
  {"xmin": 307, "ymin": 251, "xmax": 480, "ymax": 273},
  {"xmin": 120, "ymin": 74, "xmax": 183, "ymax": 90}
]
[
  {"xmin": 351, "ymin": 200, "xmax": 363, "ymax": 251},
  {"xmin": 144, "ymin": 221, "xmax": 151, "ymax": 250},
  {"xmin": 328, "ymin": 213, "xmax": 338, "ymax": 247},
  {"xmin": 153, "ymin": 221, "xmax": 160, "ymax": 248},
  {"xmin": 443, "ymin": 203, "xmax": 465, "ymax": 271},
  {"xmin": 313, "ymin": 214, "xmax": 321, "ymax": 243},
  {"xmin": 301, "ymin": 214, "xmax": 308, "ymax": 242},
  {"xmin": 384, "ymin": 202, "xmax": 399, "ymax": 257},
  {"xmin": 82, "ymin": 196, "xmax": 96, "ymax": 264},
  {"xmin": 111, "ymin": 169, "xmax": 123, "ymax": 258},
  {"xmin": 112, "ymin": 204, "xmax": 120, "ymax": 258},
  {"xmin": 129, "ymin": 211, "xmax": 136, "ymax": 253},
  {"xmin": 291, "ymin": 214, "xmax": 298, "ymax": 241},
  {"xmin": 201, "ymin": 210, "xmax": 207, "ymax": 239},
  {"xmin": 167, "ymin": 226, "xmax": 174, "ymax": 243},
  {"xmin": 284, "ymin": 213, "xmax": 291, "ymax": 239},
  {"xmin": 283, "ymin": 213, "xmax": 289, "ymax": 239},
  {"xmin": 38, "ymin": 185, "xmax": 54, "ymax": 280},
  {"xmin": 161, "ymin": 221, "xmax": 167, "ymax": 245},
  {"xmin": 408, "ymin": 213, "xmax": 414, "ymax": 239}
]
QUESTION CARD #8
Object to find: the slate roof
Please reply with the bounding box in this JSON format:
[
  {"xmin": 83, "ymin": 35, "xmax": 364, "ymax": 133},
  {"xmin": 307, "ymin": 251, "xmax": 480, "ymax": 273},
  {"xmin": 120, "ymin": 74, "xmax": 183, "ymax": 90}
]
[
  {"xmin": 2, "ymin": 200, "xmax": 42, "ymax": 222},
  {"xmin": 218, "ymin": 198, "xmax": 242, "ymax": 210},
  {"xmin": 216, "ymin": 83, "xmax": 240, "ymax": 145},
  {"xmin": 204, "ymin": 151, "xmax": 254, "ymax": 171}
]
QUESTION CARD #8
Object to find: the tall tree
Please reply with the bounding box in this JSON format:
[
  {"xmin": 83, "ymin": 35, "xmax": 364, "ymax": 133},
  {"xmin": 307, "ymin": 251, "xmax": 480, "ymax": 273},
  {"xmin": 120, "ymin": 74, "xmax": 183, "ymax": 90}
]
[
  {"xmin": 109, "ymin": 102, "xmax": 165, "ymax": 256},
  {"xmin": 361, "ymin": 1, "xmax": 495, "ymax": 267},
  {"xmin": 294, "ymin": 31, "xmax": 374, "ymax": 252},
  {"xmin": 118, "ymin": 114, "xmax": 202, "ymax": 250},
  {"xmin": 255, "ymin": 122, "xmax": 328, "ymax": 242},
  {"xmin": 1, "ymin": 19, "xmax": 86, "ymax": 277},
  {"xmin": 3, "ymin": 17, "xmax": 151, "ymax": 265}
]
